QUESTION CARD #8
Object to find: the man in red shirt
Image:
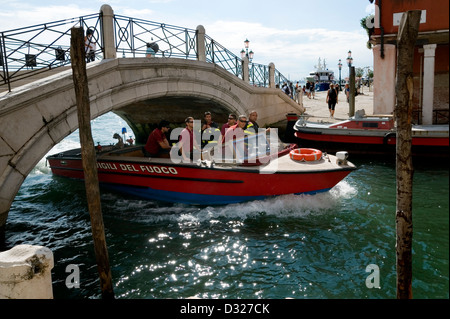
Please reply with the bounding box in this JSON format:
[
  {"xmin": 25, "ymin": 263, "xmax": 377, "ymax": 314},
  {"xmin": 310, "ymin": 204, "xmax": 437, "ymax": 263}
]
[
  {"xmin": 144, "ymin": 120, "xmax": 171, "ymax": 157},
  {"xmin": 223, "ymin": 115, "xmax": 248, "ymax": 142},
  {"xmin": 222, "ymin": 114, "xmax": 249, "ymax": 162},
  {"xmin": 220, "ymin": 114, "xmax": 237, "ymax": 143},
  {"xmin": 178, "ymin": 116, "xmax": 201, "ymax": 162}
]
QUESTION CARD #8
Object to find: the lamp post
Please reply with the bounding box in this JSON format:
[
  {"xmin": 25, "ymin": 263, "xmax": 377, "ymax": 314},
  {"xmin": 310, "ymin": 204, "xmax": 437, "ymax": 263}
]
[
  {"xmin": 346, "ymin": 50, "xmax": 353, "ymax": 68},
  {"xmin": 240, "ymin": 38, "xmax": 254, "ymax": 62},
  {"xmin": 240, "ymin": 38, "xmax": 254, "ymax": 84},
  {"xmin": 338, "ymin": 59, "xmax": 342, "ymax": 91}
]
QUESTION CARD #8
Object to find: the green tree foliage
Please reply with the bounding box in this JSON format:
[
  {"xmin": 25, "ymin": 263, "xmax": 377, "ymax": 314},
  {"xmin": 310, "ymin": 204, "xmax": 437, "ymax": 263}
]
[{"xmin": 361, "ymin": 15, "xmax": 375, "ymax": 49}]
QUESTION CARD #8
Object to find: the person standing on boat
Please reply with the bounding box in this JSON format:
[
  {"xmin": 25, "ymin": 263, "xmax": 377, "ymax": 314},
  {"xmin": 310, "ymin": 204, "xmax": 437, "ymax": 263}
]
[
  {"xmin": 201, "ymin": 111, "xmax": 220, "ymax": 148},
  {"xmin": 223, "ymin": 115, "xmax": 256, "ymax": 162},
  {"xmin": 326, "ymin": 84, "xmax": 338, "ymax": 118},
  {"xmin": 247, "ymin": 110, "xmax": 260, "ymax": 134},
  {"xmin": 221, "ymin": 114, "xmax": 237, "ymax": 143},
  {"xmin": 224, "ymin": 115, "xmax": 248, "ymax": 141},
  {"xmin": 143, "ymin": 120, "xmax": 171, "ymax": 158},
  {"xmin": 179, "ymin": 117, "xmax": 200, "ymax": 162}
]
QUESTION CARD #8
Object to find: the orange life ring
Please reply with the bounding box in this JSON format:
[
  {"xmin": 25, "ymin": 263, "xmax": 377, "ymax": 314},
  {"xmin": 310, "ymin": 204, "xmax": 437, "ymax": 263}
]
[{"xmin": 289, "ymin": 148, "xmax": 323, "ymax": 161}]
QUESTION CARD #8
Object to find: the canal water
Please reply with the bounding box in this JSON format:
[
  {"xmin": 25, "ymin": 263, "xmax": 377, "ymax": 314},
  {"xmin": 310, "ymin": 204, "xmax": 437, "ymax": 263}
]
[{"xmin": 4, "ymin": 112, "xmax": 449, "ymax": 299}]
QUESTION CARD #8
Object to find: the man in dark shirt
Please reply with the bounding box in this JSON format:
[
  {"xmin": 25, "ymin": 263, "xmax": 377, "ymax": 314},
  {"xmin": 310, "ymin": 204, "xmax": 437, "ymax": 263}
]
[
  {"xmin": 144, "ymin": 120, "xmax": 171, "ymax": 157},
  {"xmin": 201, "ymin": 111, "xmax": 220, "ymax": 148},
  {"xmin": 247, "ymin": 110, "xmax": 260, "ymax": 133}
]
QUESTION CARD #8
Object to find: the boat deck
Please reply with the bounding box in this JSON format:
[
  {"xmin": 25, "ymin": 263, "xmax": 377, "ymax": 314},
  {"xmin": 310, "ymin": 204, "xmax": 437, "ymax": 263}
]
[
  {"xmin": 412, "ymin": 125, "xmax": 449, "ymax": 137},
  {"xmin": 49, "ymin": 144, "xmax": 356, "ymax": 174},
  {"xmin": 96, "ymin": 146, "xmax": 355, "ymax": 173}
]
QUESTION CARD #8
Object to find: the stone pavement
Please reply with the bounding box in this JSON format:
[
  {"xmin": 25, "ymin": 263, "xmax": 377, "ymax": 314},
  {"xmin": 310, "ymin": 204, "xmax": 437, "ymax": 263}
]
[{"xmin": 299, "ymin": 88, "xmax": 374, "ymax": 124}]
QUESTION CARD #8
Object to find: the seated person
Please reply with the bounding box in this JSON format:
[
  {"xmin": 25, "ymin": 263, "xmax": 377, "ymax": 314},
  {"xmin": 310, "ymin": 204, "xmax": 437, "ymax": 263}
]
[{"xmin": 143, "ymin": 120, "xmax": 171, "ymax": 157}]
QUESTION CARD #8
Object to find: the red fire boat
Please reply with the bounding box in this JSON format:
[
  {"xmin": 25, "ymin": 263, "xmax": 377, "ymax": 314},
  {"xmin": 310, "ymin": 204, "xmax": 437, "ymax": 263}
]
[
  {"xmin": 292, "ymin": 112, "xmax": 449, "ymax": 157},
  {"xmin": 47, "ymin": 133, "xmax": 356, "ymax": 205}
]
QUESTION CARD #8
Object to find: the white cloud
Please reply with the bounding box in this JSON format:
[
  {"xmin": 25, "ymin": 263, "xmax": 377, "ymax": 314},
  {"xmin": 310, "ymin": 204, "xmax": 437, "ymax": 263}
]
[
  {"xmin": 0, "ymin": 4, "xmax": 96, "ymax": 31},
  {"xmin": 366, "ymin": 3, "xmax": 376, "ymax": 15},
  {"xmin": 205, "ymin": 21, "xmax": 373, "ymax": 80},
  {"xmin": 120, "ymin": 8, "xmax": 155, "ymax": 18}
]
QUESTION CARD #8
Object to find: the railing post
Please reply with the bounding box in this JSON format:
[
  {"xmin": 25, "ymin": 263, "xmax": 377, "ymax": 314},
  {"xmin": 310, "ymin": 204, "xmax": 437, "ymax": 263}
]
[
  {"xmin": 196, "ymin": 25, "xmax": 206, "ymax": 62},
  {"xmin": 242, "ymin": 56, "xmax": 249, "ymax": 83},
  {"xmin": 269, "ymin": 62, "xmax": 275, "ymax": 88},
  {"xmin": 100, "ymin": 4, "xmax": 116, "ymax": 59},
  {"xmin": 0, "ymin": 32, "xmax": 11, "ymax": 92}
]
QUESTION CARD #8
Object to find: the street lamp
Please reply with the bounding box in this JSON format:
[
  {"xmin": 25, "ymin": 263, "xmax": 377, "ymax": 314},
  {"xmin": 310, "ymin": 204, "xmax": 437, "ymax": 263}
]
[
  {"xmin": 240, "ymin": 38, "xmax": 254, "ymax": 62},
  {"xmin": 346, "ymin": 50, "xmax": 353, "ymax": 68},
  {"xmin": 338, "ymin": 59, "xmax": 343, "ymax": 91}
]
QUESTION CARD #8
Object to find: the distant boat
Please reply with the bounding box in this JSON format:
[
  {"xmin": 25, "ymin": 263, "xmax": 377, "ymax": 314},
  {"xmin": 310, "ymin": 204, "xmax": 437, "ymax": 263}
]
[{"xmin": 306, "ymin": 58, "xmax": 335, "ymax": 91}]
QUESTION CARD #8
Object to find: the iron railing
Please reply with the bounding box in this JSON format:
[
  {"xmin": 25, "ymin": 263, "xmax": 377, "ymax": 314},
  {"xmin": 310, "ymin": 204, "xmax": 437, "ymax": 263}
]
[
  {"xmin": 205, "ymin": 34, "xmax": 241, "ymax": 78},
  {"xmin": 113, "ymin": 15, "xmax": 198, "ymax": 59},
  {"xmin": 0, "ymin": 14, "xmax": 102, "ymax": 91},
  {"xmin": 1, "ymin": 12, "xmax": 289, "ymax": 92}
]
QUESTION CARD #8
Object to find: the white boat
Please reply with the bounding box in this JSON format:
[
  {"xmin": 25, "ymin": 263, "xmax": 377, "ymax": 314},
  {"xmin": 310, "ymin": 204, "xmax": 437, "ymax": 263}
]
[{"xmin": 306, "ymin": 58, "xmax": 335, "ymax": 91}]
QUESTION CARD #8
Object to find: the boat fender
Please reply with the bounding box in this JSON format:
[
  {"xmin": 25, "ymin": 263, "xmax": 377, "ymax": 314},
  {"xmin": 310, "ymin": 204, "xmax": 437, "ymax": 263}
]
[
  {"xmin": 289, "ymin": 148, "xmax": 323, "ymax": 162},
  {"xmin": 383, "ymin": 132, "xmax": 396, "ymax": 145}
]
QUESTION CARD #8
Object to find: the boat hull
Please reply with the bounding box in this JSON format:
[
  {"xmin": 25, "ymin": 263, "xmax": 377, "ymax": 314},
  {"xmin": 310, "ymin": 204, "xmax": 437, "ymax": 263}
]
[
  {"xmin": 47, "ymin": 149, "xmax": 355, "ymax": 205},
  {"xmin": 292, "ymin": 121, "xmax": 449, "ymax": 157}
]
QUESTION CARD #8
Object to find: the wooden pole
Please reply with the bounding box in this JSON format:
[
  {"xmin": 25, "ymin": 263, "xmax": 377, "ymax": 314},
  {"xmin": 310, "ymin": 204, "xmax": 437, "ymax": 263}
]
[
  {"xmin": 70, "ymin": 27, "xmax": 114, "ymax": 299},
  {"xmin": 349, "ymin": 66, "xmax": 355, "ymax": 117},
  {"xmin": 394, "ymin": 10, "xmax": 421, "ymax": 300}
]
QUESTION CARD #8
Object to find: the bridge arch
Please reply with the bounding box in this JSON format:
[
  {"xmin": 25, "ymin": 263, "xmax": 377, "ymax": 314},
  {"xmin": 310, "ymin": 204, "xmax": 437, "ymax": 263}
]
[{"xmin": 0, "ymin": 57, "xmax": 303, "ymax": 229}]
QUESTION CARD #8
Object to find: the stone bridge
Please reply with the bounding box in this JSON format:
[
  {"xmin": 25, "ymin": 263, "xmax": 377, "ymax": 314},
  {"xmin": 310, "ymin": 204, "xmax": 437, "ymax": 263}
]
[{"xmin": 0, "ymin": 54, "xmax": 304, "ymax": 230}]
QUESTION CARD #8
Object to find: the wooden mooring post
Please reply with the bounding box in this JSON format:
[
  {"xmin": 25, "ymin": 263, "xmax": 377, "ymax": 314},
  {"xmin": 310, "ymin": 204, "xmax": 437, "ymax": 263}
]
[
  {"xmin": 349, "ymin": 66, "xmax": 355, "ymax": 117},
  {"xmin": 394, "ymin": 10, "xmax": 421, "ymax": 299},
  {"xmin": 70, "ymin": 27, "xmax": 114, "ymax": 299}
]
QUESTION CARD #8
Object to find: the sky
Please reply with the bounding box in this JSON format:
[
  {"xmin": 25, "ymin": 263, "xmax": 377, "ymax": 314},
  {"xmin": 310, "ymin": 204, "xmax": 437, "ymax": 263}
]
[{"xmin": 0, "ymin": 0, "xmax": 375, "ymax": 81}]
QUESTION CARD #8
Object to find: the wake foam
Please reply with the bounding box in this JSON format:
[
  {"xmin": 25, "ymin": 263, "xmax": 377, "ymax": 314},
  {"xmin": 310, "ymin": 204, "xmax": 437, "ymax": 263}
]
[{"xmin": 104, "ymin": 180, "xmax": 357, "ymax": 224}]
